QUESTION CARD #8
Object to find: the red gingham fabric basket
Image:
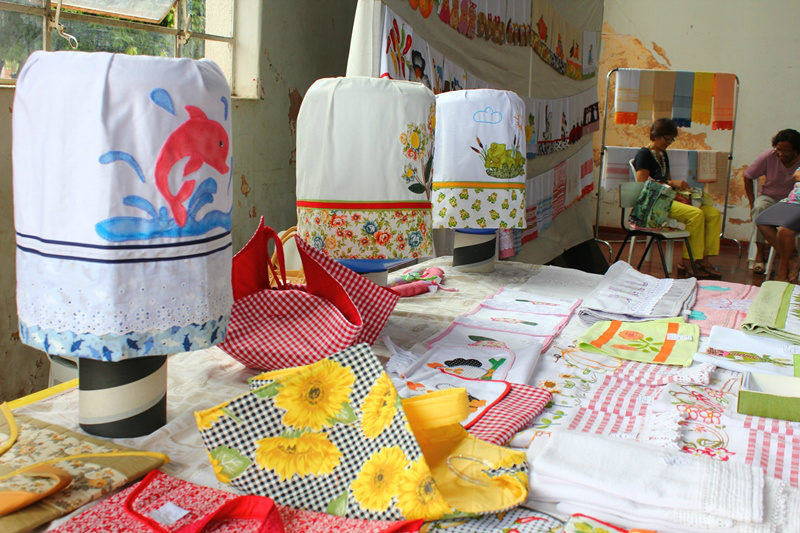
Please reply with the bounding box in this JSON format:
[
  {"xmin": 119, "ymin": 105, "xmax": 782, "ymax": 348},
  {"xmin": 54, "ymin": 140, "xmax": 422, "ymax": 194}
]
[{"xmin": 219, "ymin": 218, "xmax": 399, "ymax": 370}]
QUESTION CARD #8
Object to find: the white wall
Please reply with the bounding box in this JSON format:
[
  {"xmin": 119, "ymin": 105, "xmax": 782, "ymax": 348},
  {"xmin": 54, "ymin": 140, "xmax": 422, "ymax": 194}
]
[{"xmin": 597, "ymin": 0, "xmax": 800, "ymax": 241}]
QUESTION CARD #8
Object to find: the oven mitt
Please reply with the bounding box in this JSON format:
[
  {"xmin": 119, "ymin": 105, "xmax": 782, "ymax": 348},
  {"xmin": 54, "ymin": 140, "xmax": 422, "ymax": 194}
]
[{"xmin": 401, "ymin": 388, "xmax": 529, "ymax": 514}]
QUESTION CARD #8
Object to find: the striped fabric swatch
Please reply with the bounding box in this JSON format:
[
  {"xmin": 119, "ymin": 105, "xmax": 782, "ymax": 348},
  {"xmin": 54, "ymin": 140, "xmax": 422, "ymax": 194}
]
[
  {"xmin": 613, "ymin": 68, "xmax": 640, "ymax": 124},
  {"xmin": 691, "ymin": 72, "xmax": 715, "ymax": 125},
  {"xmin": 671, "ymin": 71, "xmax": 695, "ymax": 127},
  {"xmin": 712, "ymin": 73, "xmax": 736, "ymax": 130},
  {"xmin": 636, "ymin": 69, "xmax": 655, "ymax": 125},
  {"xmin": 652, "ymin": 70, "xmax": 677, "ymax": 120}
]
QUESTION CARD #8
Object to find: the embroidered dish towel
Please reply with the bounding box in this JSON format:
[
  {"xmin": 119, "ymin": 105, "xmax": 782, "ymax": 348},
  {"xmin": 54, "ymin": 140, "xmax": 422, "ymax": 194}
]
[
  {"xmin": 613, "ymin": 69, "xmax": 640, "ymax": 125},
  {"xmin": 687, "ymin": 279, "xmax": 759, "ymax": 336},
  {"xmin": 712, "ymin": 73, "xmax": 736, "ymax": 130},
  {"xmin": 690, "ymin": 72, "xmax": 715, "ymax": 125},
  {"xmin": 697, "ymin": 325, "xmax": 798, "ymax": 377},
  {"xmin": 578, "ymin": 261, "xmax": 697, "ymax": 325},
  {"xmin": 577, "ymin": 318, "xmax": 699, "ymax": 366},
  {"xmin": 671, "ymin": 71, "xmax": 694, "ymax": 127},
  {"xmin": 635, "ymin": 70, "xmax": 655, "ymax": 125},
  {"xmin": 651, "ymin": 70, "xmax": 676, "ymax": 120}
]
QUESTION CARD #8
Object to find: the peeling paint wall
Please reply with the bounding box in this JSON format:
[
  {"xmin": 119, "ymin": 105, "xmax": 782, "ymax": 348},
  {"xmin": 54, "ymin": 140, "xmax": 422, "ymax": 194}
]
[
  {"xmin": 599, "ymin": 0, "xmax": 800, "ymax": 241},
  {"xmin": 0, "ymin": 4, "xmax": 357, "ymax": 401}
]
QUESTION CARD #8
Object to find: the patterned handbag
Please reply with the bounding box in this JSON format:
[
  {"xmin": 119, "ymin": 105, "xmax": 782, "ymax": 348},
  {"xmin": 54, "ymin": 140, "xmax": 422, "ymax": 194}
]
[
  {"xmin": 195, "ymin": 344, "xmax": 528, "ymax": 522},
  {"xmin": 629, "ymin": 178, "xmax": 676, "ymax": 228},
  {"xmin": 53, "ymin": 470, "xmax": 422, "ymax": 533},
  {"xmin": 219, "ymin": 218, "xmax": 399, "ymax": 370}
]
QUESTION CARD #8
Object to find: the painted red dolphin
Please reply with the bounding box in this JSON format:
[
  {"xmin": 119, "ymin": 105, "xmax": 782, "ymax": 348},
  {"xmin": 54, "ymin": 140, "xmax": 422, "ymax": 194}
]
[{"xmin": 155, "ymin": 105, "xmax": 230, "ymax": 227}]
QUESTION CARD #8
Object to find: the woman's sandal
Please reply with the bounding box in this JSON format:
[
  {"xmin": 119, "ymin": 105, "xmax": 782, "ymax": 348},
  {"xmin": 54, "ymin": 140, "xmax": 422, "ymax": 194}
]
[
  {"xmin": 696, "ymin": 263, "xmax": 723, "ymax": 280},
  {"xmin": 752, "ymin": 261, "xmax": 766, "ymax": 274}
]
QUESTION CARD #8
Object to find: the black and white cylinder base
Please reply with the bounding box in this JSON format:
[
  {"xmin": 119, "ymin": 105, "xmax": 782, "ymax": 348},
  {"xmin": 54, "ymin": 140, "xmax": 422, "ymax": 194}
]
[
  {"xmin": 78, "ymin": 356, "xmax": 167, "ymax": 438},
  {"xmin": 453, "ymin": 229, "xmax": 498, "ymax": 273}
]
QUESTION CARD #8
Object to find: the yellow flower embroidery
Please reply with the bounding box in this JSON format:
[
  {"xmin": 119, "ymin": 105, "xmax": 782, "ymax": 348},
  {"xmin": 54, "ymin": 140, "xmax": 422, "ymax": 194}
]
[
  {"xmin": 275, "ymin": 359, "xmax": 355, "ymax": 431},
  {"xmin": 410, "ymin": 131, "xmax": 421, "ymax": 150},
  {"xmin": 254, "ymin": 431, "xmax": 342, "ymax": 481},
  {"xmin": 396, "ymin": 459, "xmax": 451, "ymax": 520},
  {"xmin": 351, "ymin": 446, "xmax": 407, "ymax": 511},
  {"xmin": 361, "ymin": 373, "xmax": 398, "ymax": 439}
]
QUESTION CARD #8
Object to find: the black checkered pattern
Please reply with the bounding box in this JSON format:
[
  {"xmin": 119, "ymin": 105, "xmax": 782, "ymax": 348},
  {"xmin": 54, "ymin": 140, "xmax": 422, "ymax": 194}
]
[{"xmin": 198, "ymin": 344, "xmax": 427, "ymax": 520}]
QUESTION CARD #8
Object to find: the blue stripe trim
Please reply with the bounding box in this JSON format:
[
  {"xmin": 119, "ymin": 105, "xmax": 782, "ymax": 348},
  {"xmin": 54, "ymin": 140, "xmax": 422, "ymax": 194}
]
[
  {"xmin": 16, "ymin": 230, "xmax": 231, "ymax": 251},
  {"xmin": 17, "ymin": 242, "xmax": 232, "ymax": 264}
]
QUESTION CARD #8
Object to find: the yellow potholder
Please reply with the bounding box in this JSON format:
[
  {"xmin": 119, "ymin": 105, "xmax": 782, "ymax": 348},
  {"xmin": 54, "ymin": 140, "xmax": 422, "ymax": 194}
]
[{"xmin": 402, "ymin": 388, "xmax": 528, "ymax": 515}]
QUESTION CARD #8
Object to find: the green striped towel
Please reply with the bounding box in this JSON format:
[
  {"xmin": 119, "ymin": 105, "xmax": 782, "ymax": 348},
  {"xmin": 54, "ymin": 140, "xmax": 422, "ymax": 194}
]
[{"xmin": 741, "ymin": 281, "xmax": 800, "ymax": 344}]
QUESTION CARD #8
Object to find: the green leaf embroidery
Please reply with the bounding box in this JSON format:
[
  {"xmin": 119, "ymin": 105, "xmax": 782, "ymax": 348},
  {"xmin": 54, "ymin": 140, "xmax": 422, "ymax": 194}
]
[
  {"xmin": 326, "ymin": 490, "xmax": 349, "ymax": 516},
  {"xmin": 408, "ymin": 183, "xmax": 426, "ymax": 194},
  {"xmin": 210, "ymin": 445, "xmax": 252, "ymax": 480}
]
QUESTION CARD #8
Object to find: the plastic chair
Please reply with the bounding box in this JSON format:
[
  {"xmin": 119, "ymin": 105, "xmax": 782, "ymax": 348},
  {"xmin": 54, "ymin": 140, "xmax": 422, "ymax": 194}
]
[{"xmin": 614, "ymin": 181, "xmax": 699, "ymax": 278}]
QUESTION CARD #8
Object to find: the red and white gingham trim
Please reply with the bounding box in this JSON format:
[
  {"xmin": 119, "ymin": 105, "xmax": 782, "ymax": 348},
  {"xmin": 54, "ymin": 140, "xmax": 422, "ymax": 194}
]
[{"xmin": 468, "ymin": 384, "xmax": 551, "ymax": 446}]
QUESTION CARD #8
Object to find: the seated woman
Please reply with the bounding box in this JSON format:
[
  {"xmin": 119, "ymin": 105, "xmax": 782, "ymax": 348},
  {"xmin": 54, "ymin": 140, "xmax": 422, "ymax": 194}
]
[
  {"xmin": 756, "ymin": 169, "xmax": 800, "ymax": 282},
  {"xmin": 632, "ymin": 118, "xmax": 723, "ymax": 279}
]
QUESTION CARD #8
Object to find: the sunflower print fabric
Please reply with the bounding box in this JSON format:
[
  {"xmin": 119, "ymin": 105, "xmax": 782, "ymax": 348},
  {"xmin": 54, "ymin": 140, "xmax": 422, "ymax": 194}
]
[{"xmin": 196, "ymin": 343, "xmax": 456, "ymax": 521}]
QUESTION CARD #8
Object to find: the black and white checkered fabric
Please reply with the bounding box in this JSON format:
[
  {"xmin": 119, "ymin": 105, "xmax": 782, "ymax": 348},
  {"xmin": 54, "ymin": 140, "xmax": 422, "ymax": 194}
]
[{"xmin": 198, "ymin": 344, "xmax": 427, "ymax": 521}]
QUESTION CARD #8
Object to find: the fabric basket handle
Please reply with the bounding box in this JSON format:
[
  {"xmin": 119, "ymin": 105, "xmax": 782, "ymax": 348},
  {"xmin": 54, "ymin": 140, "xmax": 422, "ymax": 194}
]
[
  {"xmin": 231, "ymin": 217, "xmax": 288, "ymax": 299},
  {"xmin": 124, "ymin": 471, "xmax": 284, "ymax": 533}
]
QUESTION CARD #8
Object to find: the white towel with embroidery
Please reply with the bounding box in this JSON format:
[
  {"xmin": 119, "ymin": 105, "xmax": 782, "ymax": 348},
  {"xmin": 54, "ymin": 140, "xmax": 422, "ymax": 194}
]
[
  {"xmin": 603, "ymin": 146, "xmax": 641, "ymax": 191},
  {"xmin": 578, "ymin": 261, "xmax": 697, "ymax": 325},
  {"xmin": 695, "ymin": 325, "xmax": 799, "ymax": 377},
  {"xmin": 528, "ymin": 430, "xmax": 765, "ymax": 526}
]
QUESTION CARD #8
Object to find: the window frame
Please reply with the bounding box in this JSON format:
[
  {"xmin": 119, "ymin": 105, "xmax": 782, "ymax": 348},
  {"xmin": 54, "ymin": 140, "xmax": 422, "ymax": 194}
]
[{"xmin": 0, "ymin": 0, "xmax": 260, "ymax": 99}]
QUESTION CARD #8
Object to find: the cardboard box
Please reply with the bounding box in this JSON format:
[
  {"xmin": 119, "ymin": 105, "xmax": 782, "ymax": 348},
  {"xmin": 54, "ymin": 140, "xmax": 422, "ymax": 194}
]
[{"xmin": 737, "ymin": 372, "xmax": 800, "ymax": 422}]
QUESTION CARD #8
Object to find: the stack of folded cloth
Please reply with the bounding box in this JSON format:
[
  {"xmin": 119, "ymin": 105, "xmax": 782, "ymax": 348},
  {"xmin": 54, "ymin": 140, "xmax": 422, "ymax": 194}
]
[
  {"xmin": 578, "ymin": 261, "xmax": 697, "ymax": 325},
  {"xmin": 527, "ymin": 430, "xmax": 800, "ymax": 533}
]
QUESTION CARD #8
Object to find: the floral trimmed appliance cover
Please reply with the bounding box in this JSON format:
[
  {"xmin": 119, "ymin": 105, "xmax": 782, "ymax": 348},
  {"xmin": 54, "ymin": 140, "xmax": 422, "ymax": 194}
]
[
  {"xmin": 432, "ymin": 89, "xmax": 527, "ymax": 229},
  {"xmin": 296, "ymin": 77, "xmax": 435, "ymax": 260}
]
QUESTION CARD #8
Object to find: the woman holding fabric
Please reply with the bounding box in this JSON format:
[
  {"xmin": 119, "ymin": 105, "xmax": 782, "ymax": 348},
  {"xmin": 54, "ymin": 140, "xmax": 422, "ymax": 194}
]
[
  {"xmin": 633, "ymin": 118, "xmax": 723, "ymax": 279},
  {"xmin": 755, "ymin": 169, "xmax": 800, "ymax": 282}
]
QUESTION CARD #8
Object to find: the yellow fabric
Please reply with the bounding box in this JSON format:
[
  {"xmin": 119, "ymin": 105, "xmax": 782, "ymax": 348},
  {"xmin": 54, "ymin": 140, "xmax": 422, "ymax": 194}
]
[
  {"xmin": 0, "ymin": 404, "xmax": 18, "ymax": 457},
  {"xmin": 402, "ymin": 389, "xmax": 528, "ymax": 514},
  {"xmin": 691, "ymin": 72, "xmax": 715, "ymax": 125},
  {"xmin": 669, "ymin": 201, "xmax": 722, "ymax": 259},
  {"xmin": 7, "ymin": 379, "xmax": 78, "ymax": 411}
]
